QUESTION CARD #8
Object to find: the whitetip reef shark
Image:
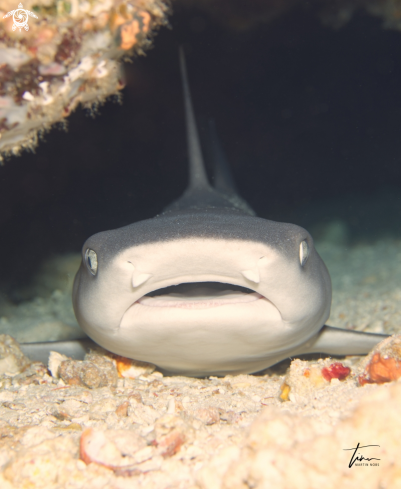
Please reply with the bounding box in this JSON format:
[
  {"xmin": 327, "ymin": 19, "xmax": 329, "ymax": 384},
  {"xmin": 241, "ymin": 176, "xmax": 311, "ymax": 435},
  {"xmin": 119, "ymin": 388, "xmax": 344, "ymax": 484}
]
[{"xmin": 21, "ymin": 49, "xmax": 388, "ymax": 377}]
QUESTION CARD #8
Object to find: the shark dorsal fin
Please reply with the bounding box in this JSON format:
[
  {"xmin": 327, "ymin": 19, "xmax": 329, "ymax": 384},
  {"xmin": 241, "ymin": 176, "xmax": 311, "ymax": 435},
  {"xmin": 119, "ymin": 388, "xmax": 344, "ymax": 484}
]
[
  {"xmin": 163, "ymin": 48, "xmax": 254, "ymax": 215},
  {"xmin": 179, "ymin": 47, "xmax": 211, "ymax": 191}
]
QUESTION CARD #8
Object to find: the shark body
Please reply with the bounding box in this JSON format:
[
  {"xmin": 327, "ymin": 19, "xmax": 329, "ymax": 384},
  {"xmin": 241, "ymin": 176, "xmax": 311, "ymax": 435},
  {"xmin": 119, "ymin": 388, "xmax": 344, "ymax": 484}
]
[{"xmin": 21, "ymin": 50, "xmax": 387, "ymax": 376}]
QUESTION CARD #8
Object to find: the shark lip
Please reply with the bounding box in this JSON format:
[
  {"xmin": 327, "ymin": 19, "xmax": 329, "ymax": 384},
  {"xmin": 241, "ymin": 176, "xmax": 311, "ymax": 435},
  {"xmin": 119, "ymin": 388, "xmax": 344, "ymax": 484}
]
[{"xmin": 136, "ymin": 282, "xmax": 263, "ymax": 310}]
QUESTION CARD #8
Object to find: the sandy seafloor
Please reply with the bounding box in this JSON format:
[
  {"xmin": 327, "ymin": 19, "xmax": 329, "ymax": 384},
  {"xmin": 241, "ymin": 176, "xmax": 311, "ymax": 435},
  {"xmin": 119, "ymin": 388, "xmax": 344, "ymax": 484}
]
[{"xmin": 0, "ymin": 217, "xmax": 401, "ymax": 488}]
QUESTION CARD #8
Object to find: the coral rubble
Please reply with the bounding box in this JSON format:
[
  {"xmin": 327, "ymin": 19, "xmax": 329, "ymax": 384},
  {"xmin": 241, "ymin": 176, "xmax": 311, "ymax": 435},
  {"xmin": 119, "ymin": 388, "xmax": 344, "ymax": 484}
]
[
  {"xmin": 1, "ymin": 335, "xmax": 401, "ymax": 488},
  {"xmin": 358, "ymin": 334, "xmax": 401, "ymax": 385},
  {"xmin": 0, "ymin": 0, "xmax": 169, "ymax": 159},
  {"xmin": 0, "ymin": 334, "xmax": 30, "ymax": 375}
]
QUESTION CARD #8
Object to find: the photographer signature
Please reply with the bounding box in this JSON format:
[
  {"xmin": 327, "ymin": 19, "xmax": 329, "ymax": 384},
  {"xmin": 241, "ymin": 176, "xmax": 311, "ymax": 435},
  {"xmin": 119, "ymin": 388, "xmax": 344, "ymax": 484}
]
[{"xmin": 343, "ymin": 443, "xmax": 381, "ymax": 468}]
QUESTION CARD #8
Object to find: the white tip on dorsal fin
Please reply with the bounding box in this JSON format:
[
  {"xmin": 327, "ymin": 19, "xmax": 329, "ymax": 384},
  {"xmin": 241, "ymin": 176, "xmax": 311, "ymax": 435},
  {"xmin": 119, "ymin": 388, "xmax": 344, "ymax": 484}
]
[
  {"xmin": 179, "ymin": 46, "xmax": 210, "ymax": 190},
  {"xmin": 132, "ymin": 270, "xmax": 152, "ymax": 287},
  {"xmin": 241, "ymin": 257, "xmax": 268, "ymax": 284}
]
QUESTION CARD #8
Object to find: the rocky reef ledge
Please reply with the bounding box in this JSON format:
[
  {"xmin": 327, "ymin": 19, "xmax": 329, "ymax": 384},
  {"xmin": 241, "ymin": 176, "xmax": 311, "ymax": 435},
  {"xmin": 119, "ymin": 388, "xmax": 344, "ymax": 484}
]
[{"xmin": 0, "ymin": 0, "xmax": 169, "ymax": 160}]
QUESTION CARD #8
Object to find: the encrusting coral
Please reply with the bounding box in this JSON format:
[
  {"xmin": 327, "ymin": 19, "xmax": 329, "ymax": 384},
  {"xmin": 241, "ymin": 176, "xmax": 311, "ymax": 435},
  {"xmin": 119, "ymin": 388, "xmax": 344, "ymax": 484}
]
[{"xmin": 0, "ymin": 0, "xmax": 169, "ymax": 160}]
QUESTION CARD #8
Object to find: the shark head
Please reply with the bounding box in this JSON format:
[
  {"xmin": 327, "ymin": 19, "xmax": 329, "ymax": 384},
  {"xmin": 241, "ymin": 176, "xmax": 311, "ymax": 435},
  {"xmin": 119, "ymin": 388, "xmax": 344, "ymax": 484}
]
[{"xmin": 72, "ymin": 49, "xmax": 332, "ymax": 376}]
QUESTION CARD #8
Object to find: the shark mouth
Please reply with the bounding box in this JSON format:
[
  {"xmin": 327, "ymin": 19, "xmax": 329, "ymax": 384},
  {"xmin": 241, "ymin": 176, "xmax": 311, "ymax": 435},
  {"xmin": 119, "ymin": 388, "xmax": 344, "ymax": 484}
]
[
  {"xmin": 118, "ymin": 278, "xmax": 283, "ymax": 366},
  {"xmin": 137, "ymin": 282, "xmax": 263, "ymax": 309}
]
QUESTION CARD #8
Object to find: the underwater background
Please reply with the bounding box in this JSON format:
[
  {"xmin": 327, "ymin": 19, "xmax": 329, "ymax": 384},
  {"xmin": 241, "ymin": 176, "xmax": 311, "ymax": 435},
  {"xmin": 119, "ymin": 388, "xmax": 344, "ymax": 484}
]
[{"xmin": 1, "ymin": 3, "xmax": 401, "ymax": 342}]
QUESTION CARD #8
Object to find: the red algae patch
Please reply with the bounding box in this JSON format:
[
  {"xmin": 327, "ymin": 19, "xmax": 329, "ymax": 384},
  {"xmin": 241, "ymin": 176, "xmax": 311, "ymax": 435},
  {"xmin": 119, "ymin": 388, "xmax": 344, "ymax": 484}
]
[{"xmin": 321, "ymin": 362, "xmax": 351, "ymax": 382}]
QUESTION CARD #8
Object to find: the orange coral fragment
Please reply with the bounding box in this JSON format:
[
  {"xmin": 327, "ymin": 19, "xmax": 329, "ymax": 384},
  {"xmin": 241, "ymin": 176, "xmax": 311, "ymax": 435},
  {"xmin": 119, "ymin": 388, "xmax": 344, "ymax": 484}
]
[
  {"xmin": 358, "ymin": 352, "xmax": 401, "ymax": 386},
  {"xmin": 112, "ymin": 354, "xmax": 155, "ymax": 378},
  {"xmin": 114, "ymin": 355, "xmax": 133, "ymax": 377},
  {"xmin": 119, "ymin": 12, "xmax": 151, "ymax": 50}
]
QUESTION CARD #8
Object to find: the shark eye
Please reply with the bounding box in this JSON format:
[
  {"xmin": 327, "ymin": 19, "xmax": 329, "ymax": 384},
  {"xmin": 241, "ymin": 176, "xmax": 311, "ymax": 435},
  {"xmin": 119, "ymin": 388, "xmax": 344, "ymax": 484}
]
[
  {"xmin": 299, "ymin": 240, "xmax": 309, "ymax": 267},
  {"xmin": 85, "ymin": 249, "xmax": 98, "ymax": 276}
]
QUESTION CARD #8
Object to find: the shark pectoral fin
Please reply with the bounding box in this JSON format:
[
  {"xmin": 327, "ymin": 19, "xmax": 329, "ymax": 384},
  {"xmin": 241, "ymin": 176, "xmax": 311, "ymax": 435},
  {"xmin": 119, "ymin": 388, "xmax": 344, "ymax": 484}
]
[
  {"xmin": 299, "ymin": 325, "xmax": 389, "ymax": 356},
  {"xmin": 20, "ymin": 338, "xmax": 96, "ymax": 364}
]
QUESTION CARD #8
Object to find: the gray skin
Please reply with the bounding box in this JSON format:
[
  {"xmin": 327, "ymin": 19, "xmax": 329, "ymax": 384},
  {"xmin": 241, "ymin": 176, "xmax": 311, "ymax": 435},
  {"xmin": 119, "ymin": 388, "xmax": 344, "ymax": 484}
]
[{"xmin": 21, "ymin": 49, "xmax": 388, "ymax": 376}]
